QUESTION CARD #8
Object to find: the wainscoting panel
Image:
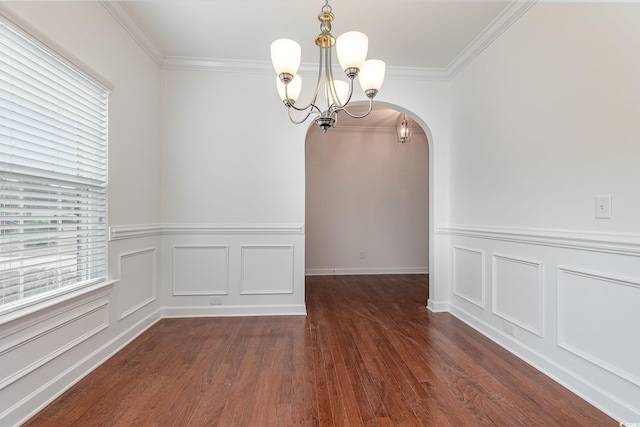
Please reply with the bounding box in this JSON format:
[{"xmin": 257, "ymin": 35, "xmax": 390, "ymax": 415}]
[
  {"xmin": 439, "ymin": 225, "xmax": 640, "ymax": 421},
  {"xmin": 241, "ymin": 245, "xmax": 294, "ymax": 295},
  {"xmin": 0, "ymin": 296, "xmax": 109, "ymax": 390},
  {"xmin": 160, "ymin": 224, "xmax": 306, "ymax": 317},
  {"xmin": 558, "ymin": 267, "xmax": 640, "ymax": 386},
  {"xmin": 452, "ymin": 246, "xmax": 485, "ymax": 308},
  {"xmin": 118, "ymin": 248, "xmax": 157, "ymax": 320},
  {"xmin": 492, "ymin": 254, "xmax": 543, "ymax": 337},
  {"xmin": 1, "ymin": 225, "xmax": 163, "ymax": 426},
  {"xmin": 172, "ymin": 246, "xmax": 229, "ymax": 295}
]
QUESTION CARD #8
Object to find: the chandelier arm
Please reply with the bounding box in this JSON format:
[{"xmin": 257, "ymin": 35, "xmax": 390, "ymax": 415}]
[
  {"xmin": 325, "ymin": 45, "xmax": 354, "ymax": 110},
  {"xmin": 324, "ymin": 64, "xmax": 331, "ymax": 113},
  {"xmin": 336, "ymin": 97, "xmax": 374, "ymax": 119},
  {"xmin": 283, "ymin": 45, "xmax": 326, "ymax": 114},
  {"xmin": 287, "ymin": 106, "xmax": 315, "ymax": 125},
  {"xmin": 324, "ymin": 46, "xmax": 334, "ymax": 113}
]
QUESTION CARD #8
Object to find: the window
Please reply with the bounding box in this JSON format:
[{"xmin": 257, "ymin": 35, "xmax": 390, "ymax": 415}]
[{"xmin": 0, "ymin": 19, "xmax": 108, "ymax": 308}]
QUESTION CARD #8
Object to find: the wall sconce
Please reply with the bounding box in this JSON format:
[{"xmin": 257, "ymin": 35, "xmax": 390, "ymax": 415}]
[{"xmin": 396, "ymin": 113, "xmax": 413, "ymax": 144}]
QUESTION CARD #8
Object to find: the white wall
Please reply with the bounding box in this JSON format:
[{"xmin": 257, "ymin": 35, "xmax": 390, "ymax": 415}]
[
  {"xmin": 0, "ymin": 2, "xmax": 162, "ymax": 425},
  {"xmin": 160, "ymin": 69, "xmax": 306, "ymax": 225},
  {"xmin": 0, "ymin": 3, "xmax": 454, "ymax": 421},
  {"xmin": 449, "ymin": 2, "xmax": 640, "ymax": 233},
  {"xmin": 305, "ymin": 123, "xmax": 429, "ymax": 275},
  {"xmin": 444, "ymin": 2, "xmax": 640, "ymax": 421},
  {"xmin": 158, "ymin": 69, "xmax": 307, "ymax": 316},
  {"xmin": 158, "ymin": 67, "xmax": 451, "ymax": 313},
  {"xmin": 372, "ymin": 80, "xmax": 452, "ymax": 308}
]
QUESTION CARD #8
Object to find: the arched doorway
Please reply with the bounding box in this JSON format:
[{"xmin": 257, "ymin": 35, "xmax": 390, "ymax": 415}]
[{"xmin": 304, "ymin": 103, "xmax": 434, "ymax": 304}]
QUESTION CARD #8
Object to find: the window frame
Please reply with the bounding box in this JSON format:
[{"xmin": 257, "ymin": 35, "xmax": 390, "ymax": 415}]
[{"xmin": 0, "ymin": 14, "xmax": 110, "ymax": 315}]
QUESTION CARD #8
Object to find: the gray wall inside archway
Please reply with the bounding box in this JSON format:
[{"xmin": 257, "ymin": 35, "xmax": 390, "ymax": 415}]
[{"xmin": 305, "ymin": 105, "xmax": 430, "ymax": 275}]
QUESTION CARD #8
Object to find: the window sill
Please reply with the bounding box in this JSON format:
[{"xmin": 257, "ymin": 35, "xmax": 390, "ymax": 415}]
[{"xmin": 0, "ymin": 279, "xmax": 119, "ymax": 326}]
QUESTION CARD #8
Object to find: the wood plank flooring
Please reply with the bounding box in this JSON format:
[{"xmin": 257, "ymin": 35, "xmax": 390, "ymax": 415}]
[{"xmin": 24, "ymin": 275, "xmax": 615, "ymax": 426}]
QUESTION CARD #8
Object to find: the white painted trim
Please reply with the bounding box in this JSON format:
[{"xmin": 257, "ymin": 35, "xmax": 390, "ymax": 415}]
[
  {"xmin": 109, "ymin": 223, "xmax": 305, "ymax": 241},
  {"xmin": 446, "ymin": 0, "xmax": 538, "ymax": 78},
  {"xmin": 448, "ymin": 304, "xmax": 639, "ymax": 422},
  {"xmin": 0, "ymin": 280, "xmax": 116, "ymax": 326},
  {"xmin": 427, "ymin": 299, "xmax": 449, "ymax": 313},
  {"xmin": 109, "ymin": 224, "xmax": 162, "ymax": 241},
  {"xmin": 452, "ymin": 246, "xmax": 486, "ymax": 308},
  {"xmin": 386, "ymin": 65, "xmax": 450, "ymax": 81},
  {"xmin": 162, "ymin": 305, "xmax": 307, "ymax": 318},
  {"xmin": 240, "ymin": 245, "xmax": 295, "ymax": 295},
  {"xmin": 163, "ymin": 57, "xmax": 453, "ymax": 81},
  {"xmin": 100, "ymin": 1, "xmax": 164, "ymax": 66},
  {"xmin": 437, "ymin": 225, "xmax": 640, "ymax": 257},
  {"xmin": 491, "ymin": 253, "xmax": 544, "ymax": 337},
  {"xmin": 6, "ymin": 311, "xmax": 162, "ymax": 427},
  {"xmin": 0, "ymin": 300, "xmax": 109, "ymax": 390},
  {"xmin": 162, "ymin": 223, "xmax": 305, "ymax": 236},
  {"xmin": 162, "ymin": 56, "xmax": 269, "ymax": 74},
  {"xmin": 171, "ymin": 245, "xmax": 230, "ymax": 296},
  {"xmin": 117, "ymin": 248, "xmax": 158, "ymax": 320},
  {"xmin": 305, "ymin": 267, "xmax": 429, "ymax": 276},
  {"xmin": 557, "ymin": 266, "xmax": 640, "ymax": 387},
  {"xmin": 100, "ymin": 1, "xmax": 536, "ymax": 82}
]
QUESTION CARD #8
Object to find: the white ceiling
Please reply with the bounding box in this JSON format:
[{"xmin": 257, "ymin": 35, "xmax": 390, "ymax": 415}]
[
  {"xmin": 118, "ymin": 0, "xmax": 531, "ymax": 72},
  {"xmin": 113, "ymin": 0, "xmax": 532, "ymax": 129}
]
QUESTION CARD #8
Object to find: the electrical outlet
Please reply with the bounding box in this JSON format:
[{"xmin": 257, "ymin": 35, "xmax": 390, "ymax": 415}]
[
  {"xmin": 359, "ymin": 251, "xmax": 365, "ymax": 259},
  {"xmin": 209, "ymin": 296, "xmax": 223, "ymax": 305},
  {"xmin": 503, "ymin": 321, "xmax": 516, "ymax": 337}
]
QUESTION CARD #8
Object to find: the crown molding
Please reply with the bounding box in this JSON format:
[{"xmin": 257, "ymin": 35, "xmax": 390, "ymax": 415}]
[
  {"xmin": 445, "ymin": 0, "xmax": 538, "ymax": 78},
  {"xmin": 105, "ymin": 0, "xmax": 537, "ymax": 81},
  {"xmin": 100, "ymin": 1, "xmax": 164, "ymax": 66},
  {"xmin": 162, "ymin": 56, "xmax": 270, "ymax": 74}
]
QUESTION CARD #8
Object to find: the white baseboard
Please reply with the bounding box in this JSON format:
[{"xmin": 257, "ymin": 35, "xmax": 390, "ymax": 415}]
[
  {"xmin": 162, "ymin": 304, "xmax": 307, "ymax": 318},
  {"xmin": 448, "ymin": 304, "xmax": 640, "ymax": 422},
  {"xmin": 8, "ymin": 310, "xmax": 162, "ymax": 427},
  {"xmin": 427, "ymin": 299, "xmax": 449, "ymax": 313},
  {"xmin": 306, "ymin": 267, "xmax": 429, "ymax": 276}
]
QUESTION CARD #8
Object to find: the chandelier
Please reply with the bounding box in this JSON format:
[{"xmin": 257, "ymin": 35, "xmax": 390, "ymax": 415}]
[{"xmin": 270, "ymin": 0, "xmax": 385, "ymax": 132}]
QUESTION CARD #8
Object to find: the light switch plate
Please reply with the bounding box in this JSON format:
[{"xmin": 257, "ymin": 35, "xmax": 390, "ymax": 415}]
[{"xmin": 595, "ymin": 195, "xmax": 612, "ymax": 219}]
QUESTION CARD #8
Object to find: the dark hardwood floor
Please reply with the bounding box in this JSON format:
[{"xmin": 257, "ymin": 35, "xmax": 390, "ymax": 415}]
[{"xmin": 25, "ymin": 275, "xmax": 614, "ymax": 426}]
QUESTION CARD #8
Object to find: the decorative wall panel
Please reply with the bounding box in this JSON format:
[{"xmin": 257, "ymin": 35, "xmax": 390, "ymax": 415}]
[
  {"xmin": 241, "ymin": 245, "xmax": 295, "ymax": 295},
  {"xmin": 492, "ymin": 254, "xmax": 543, "ymax": 336},
  {"xmin": 172, "ymin": 245, "xmax": 229, "ymax": 295},
  {"xmin": 452, "ymin": 246, "xmax": 485, "ymax": 307},
  {"xmin": 558, "ymin": 267, "xmax": 640, "ymax": 386},
  {"xmin": 0, "ymin": 297, "xmax": 109, "ymax": 390},
  {"xmin": 118, "ymin": 248, "xmax": 157, "ymax": 320}
]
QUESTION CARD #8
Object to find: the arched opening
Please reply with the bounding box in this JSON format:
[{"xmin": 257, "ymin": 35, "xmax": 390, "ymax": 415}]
[{"xmin": 304, "ymin": 103, "xmax": 435, "ymax": 304}]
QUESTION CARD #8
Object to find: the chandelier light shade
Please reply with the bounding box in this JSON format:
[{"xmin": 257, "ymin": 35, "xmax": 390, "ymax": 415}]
[
  {"xmin": 396, "ymin": 113, "xmax": 413, "ymax": 144},
  {"xmin": 336, "ymin": 31, "xmax": 368, "ymax": 71},
  {"xmin": 270, "ymin": 39, "xmax": 301, "ymax": 76},
  {"xmin": 277, "ymin": 74, "xmax": 302, "ymax": 104},
  {"xmin": 326, "ymin": 80, "xmax": 349, "ymax": 105},
  {"xmin": 359, "ymin": 59, "xmax": 386, "ymax": 93},
  {"xmin": 270, "ymin": 0, "xmax": 385, "ymax": 132}
]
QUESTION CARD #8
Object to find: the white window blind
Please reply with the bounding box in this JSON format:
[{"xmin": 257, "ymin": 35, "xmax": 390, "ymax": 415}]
[{"xmin": 0, "ymin": 20, "xmax": 108, "ymax": 307}]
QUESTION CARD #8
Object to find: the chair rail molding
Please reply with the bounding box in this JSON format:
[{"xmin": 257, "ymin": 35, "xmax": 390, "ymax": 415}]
[
  {"xmin": 437, "ymin": 225, "xmax": 640, "ymax": 256},
  {"xmin": 109, "ymin": 223, "xmax": 305, "ymax": 241}
]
